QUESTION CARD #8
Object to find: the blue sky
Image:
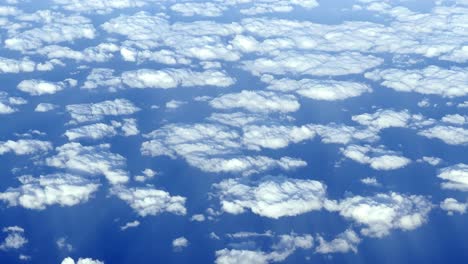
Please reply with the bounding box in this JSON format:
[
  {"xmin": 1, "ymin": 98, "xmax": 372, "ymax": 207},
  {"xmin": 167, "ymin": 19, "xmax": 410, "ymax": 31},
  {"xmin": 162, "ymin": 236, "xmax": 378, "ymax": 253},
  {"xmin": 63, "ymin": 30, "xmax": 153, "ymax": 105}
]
[{"xmin": 0, "ymin": 0, "xmax": 467, "ymax": 263}]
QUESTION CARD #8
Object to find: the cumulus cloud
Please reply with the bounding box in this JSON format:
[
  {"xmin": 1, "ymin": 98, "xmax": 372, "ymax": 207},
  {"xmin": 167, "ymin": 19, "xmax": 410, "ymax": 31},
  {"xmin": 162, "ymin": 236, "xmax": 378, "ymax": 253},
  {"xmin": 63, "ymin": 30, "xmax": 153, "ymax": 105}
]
[
  {"xmin": 66, "ymin": 99, "xmax": 140, "ymax": 124},
  {"xmin": 5, "ymin": 11, "xmax": 96, "ymax": 52},
  {"xmin": 437, "ymin": 164, "xmax": 468, "ymax": 191},
  {"xmin": 53, "ymin": 0, "xmax": 154, "ymax": 14},
  {"xmin": 0, "ymin": 57, "xmax": 36, "ymax": 74},
  {"xmin": 120, "ymin": 220, "xmax": 140, "ymax": 231},
  {"xmin": 0, "ymin": 226, "xmax": 27, "ymax": 251},
  {"xmin": 441, "ymin": 114, "xmax": 468, "ymax": 125},
  {"xmin": 0, "ymin": 173, "xmax": 99, "ymax": 210},
  {"xmin": 111, "ymin": 185, "xmax": 186, "ymax": 217},
  {"xmin": 336, "ymin": 192, "xmax": 432, "ymax": 237},
  {"xmin": 264, "ymin": 76, "xmax": 371, "ymax": 101},
  {"xmin": 17, "ymin": 79, "xmax": 76, "ymax": 96},
  {"xmin": 35, "ymin": 103, "xmax": 58, "ymax": 112},
  {"xmin": 418, "ymin": 126, "xmax": 468, "ymax": 145},
  {"xmin": 172, "ymin": 237, "xmax": 188, "ymax": 251},
  {"xmin": 0, "ymin": 92, "xmax": 27, "ymax": 114},
  {"xmin": 210, "ymin": 91, "xmax": 300, "ymax": 113},
  {"xmin": 366, "ymin": 66, "xmax": 468, "ymax": 97},
  {"xmin": 38, "ymin": 43, "xmax": 119, "ymax": 63},
  {"xmin": 0, "ymin": 139, "xmax": 52, "ymax": 155},
  {"xmin": 46, "ymin": 142, "xmax": 129, "ymax": 184},
  {"xmin": 315, "ymin": 229, "xmax": 361, "ymax": 254},
  {"xmin": 440, "ymin": 198, "xmax": 467, "ymax": 215},
  {"xmin": 214, "ymin": 177, "xmax": 327, "ymax": 218},
  {"xmin": 141, "ymin": 123, "xmax": 305, "ymax": 175},
  {"xmin": 215, "ymin": 233, "xmax": 313, "ymax": 264},
  {"xmin": 61, "ymin": 257, "xmax": 104, "ymax": 264},
  {"xmin": 242, "ymin": 124, "xmax": 316, "ymax": 150},
  {"xmin": 341, "ymin": 145, "xmax": 411, "ymax": 170},
  {"xmin": 171, "ymin": 2, "xmax": 226, "ymax": 17},
  {"xmin": 64, "ymin": 119, "xmax": 140, "ymax": 141},
  {"xmin": 242, "ymin": 51, "xmax": 383, "ymax": 76}
]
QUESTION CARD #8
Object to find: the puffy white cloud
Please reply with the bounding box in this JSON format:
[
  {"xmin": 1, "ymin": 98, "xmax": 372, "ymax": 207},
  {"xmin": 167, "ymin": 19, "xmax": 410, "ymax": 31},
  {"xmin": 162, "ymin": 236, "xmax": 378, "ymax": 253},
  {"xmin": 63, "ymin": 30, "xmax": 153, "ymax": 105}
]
[
  {"xmin": 214, "ymin": 177, "xmax": 327, "ymax": 218},
  {"xmin": 336, "ymin": 192, "xmax": 432, "ymax": 237},
  {"xmin": 264, "ymin": 76, "xmax": 371, "ymax": 101},
  {"xmin": 210, "ymin": 91, "xmax": 300, "ymax": 113},
  {"xmin": 57, "ymin": 237, "xmax": 73, "ymax": 251},
  {"xmin": 208, "ymin": 112, "xmax": 266, "ymax": 127},
  {"xmin": 366, "ymin": 66, "xmax": 468, "ymax": 97},
  {"xmin": 190, "ymin": 214, "xmax": 205, "ymax": 222},
  {"xmin": 111, "ymin": 186, "xmax": 186, "ymax": 217},
  {"xmin": 34, "ymin": 103, "xmax": 58, "ymax": 112},
  {"xmin": 341, "ymin": 145, "xmax": 411, "ymax": 170},
  {"xmin": 120, "ymin": 220, "xmax": 140, "ymax": 231},
  {"xmin": 171, "ymin": 2, "xmax": 226, "ymax": 17},
  {"xmin": 360, "ymin": 177, "xmax": 380, "ymax": 186},
  {"xmin": 440, "ymin": 198, "xmax": 467, "ymax": 215},
  {"xmin": 215, "ymin": 233, "xmax": 313, "ymax": 264},
  {"xmin": 141, "ymin": 123, "xmax": 305, "ymax": 175},
  {"xmin": 242, "ymin": 51, "xmax": 383, "ymax": 76},
  {"xmin": 83, "ymin": 68, "xmax": 235, "ymax": 90},
  {"xmin": 0, "ymin": 173, "xmax": 99, "ymax": 210},
  {"xmin": 165, "ymin": 100, "xmax": 186, "ymax": 110},
  {"xmin": 5, "ymin": 11, "xmax": 96, "ymax": 52},
  {"xmin": 172, "ymin": 237, "xmax": 188, "ymax": 251},
  {"xmin": 46, "ymin": 142, "xmax": 129, "ymax": 184},
  {"xmin": 0, "ymin": 57, "xmax": 36, "ymax": 74},
  {"xmin": 0, "ymin": 139, "xmax": 52, "ymax": 155},
  {"xmin": 437, "ymin": 164, "xmax": 468, "ymax": 191},
  {"xmin": 134, "ymin": 168, "xmax": 157, "ymax": 183},
  {"xmin": 53, "ymin": 0, "xmax": 153, "ymax": 14},
  {"xmin": 417, "ymin": 156, "xmax": 442, "ymax": 166},
  {"xmin": 122, "ymin": 69, "xmax": 235, "ymax": 89},
  {"xmin": 0, "ymin": 226, "xmax": 27, "ymax": 251},
  {"xmin": 315, "ymin": 229, "xmax": 361, "ymax": 254},
  {"xmin": 441, "ymin": 114, "xmax": 468, "ymax": 125},
  {"xmin": 242, "ymin": 124, "xmax": 315, "ymax": 150},
  {"xmin": 38, "ymin": 43, "xmax": 119, "ymax": 62},
  {"xmin": 61, "ymin": 257, "xmax": 104, "ymax": 264},
  {"xmin": 64, "ymin": 123, "xmax": 117, "ymax": 141},
  {"xmin": 17, "ymin": 79, "xmax": 76, "ymax": 96},
  {"xmin": 352, "ymin": 110, "xmax": 411, "ymax": 131},
  {"xmin": 418, "ymin": 126, "xmax": 468, "ymax": 145},
  {"xmin": 66, "ymin": 99, "xmax": 140, "ymax": 124}
]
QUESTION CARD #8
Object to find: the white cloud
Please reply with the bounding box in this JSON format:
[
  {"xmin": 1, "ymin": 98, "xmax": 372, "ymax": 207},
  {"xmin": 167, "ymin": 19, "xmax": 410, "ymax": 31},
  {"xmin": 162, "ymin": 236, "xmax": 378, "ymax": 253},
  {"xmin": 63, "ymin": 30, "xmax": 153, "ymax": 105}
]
[
  {"xmin": 134, "ymin": 168, "xmax": 157, "ymax": 182},
  {"xmin": 35, "ymin": 103, "xmax": 58, "ymax": 112},
  {"xmin": 242, "ymin": 51, "xmax": 383, "ymax": 76},
  {"xmin": 111, "ymin": 186, "xmax": 186, "ymax": 217},
  {"xmin": 214, "ymin": 177, "xmax": 327, "ymax": 218},
  {"xmin": 440, "ymin": 198, "xmax": 467, "ymax": 215},
  {"xmin": 172, "ymin": 237, "xmax": 188, "ymax": 251},
  {"xmin": 17, "ymin": 79, "xmax": 76, "ymax": 96},
  {"xmin": 46, "ymin": 142, "xmax": 129, "ymax": 184},
  {"xmin": 341, "ymin": 145, "xmax": 411, "ymax": 170},
  {"xmin": 53, "ymin": 0, "xmax": 153, "ymax": 14},
  {"xmin": 315, "ymin": 229, "xmax": 360, "ymax": 254},
  {"xmin": 0, "ymin": 173, "xmax": 99, "ymax": 210},
  {"xmin": 361, "ymin": 177, "xmax": 380, "ymax": 186},
  {"xmin": 441, "ymin": 114, "xmax": 468, "ymax": 125},
  {"xmin": 64, "ymin": 123, "xmax": 117, "ymax": 141},
  {"xmin": 336, "ymin": 192, "xmax": 432, "ymax": 237},
  {"xmin": 210, "ymin": 91, "xmax": 300, "ymax": 113},
  {"xmin": 418, "ymin": 126, "xmax": 468, "ymax": 145},
  {"xmin": 437, "ymin": 164, "xmax": 468, "ymax": 191},
  {"xmin": 56, "ymin": 237, "xmax": 73, "ymax": 251},
  {"xmin": 83, "ymin": 68, "xmax": 235, "ymax": 90},
  {"xmin": 242, "ymin": 124, "xmax": 315, "ymax": 150},
  {"xmin": 5, "ymin": 11, "xmax": 96, "ymax": 52},
  {"xmin": 0, "ymin": 226, "xmax": 27, "ymax": 251},
  {"xmin": 190, "ymin": 214, "xmax": 205, "ymax": 222},
  {"xmin": 417, "ymin": 156, "xmax": 442, "ymax": 166},
  {"xmin": 166, "ymin": 100, "xmax": 186, "ymax": 110},
  {"xmin": 61, "ymin": 257, "xmax": 104, "ymax": 264},
  {"xmin": 120, "ymin": 220, "xmax": 140, "ymax": 231},
  {"xmin": 264, "ymin": 76, "xmax": 372, "ymax": 101},
  {"xmin": 38, "ymin": 43, "xmax": 119, "ymax": 62},
  {"xmin": 122, "ymin": 69, "xmax": 235, "ymax": 89},
  {"xmin": 0, "ymin": 139, "xmax": 52, "ymax": 155},
  {"xmin": 215, "ymin": 233, "xmax": 313, "ymax": 264},
  {"xmin": 208, "ymin": 112, "xmax": 266, "ymax": 127},
  {"xmin": 171, "ymin": 2, "xmax": 226, "ymax": 17},
  {"xmin": 141, "ymin": 123, "xmax": 305, "ymax": 175},
  {"xmin": 366, "ymin": 66, "xmax": 468, "ymax": 97},
  {"xmin": 0, "ymin": 57, "xmax": 36, "ymax": 74},
  {"xmin": 66, "ymin": 99, "xmax": 140, "ymax": 124}
]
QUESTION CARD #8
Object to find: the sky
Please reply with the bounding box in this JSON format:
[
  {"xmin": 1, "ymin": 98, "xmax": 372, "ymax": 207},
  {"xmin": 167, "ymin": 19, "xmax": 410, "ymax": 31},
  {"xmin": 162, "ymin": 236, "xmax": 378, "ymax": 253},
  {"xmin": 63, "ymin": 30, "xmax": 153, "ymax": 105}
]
[{"xmin": 0, "ymin": 0, "xmax": 467, "ymax": 263}]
